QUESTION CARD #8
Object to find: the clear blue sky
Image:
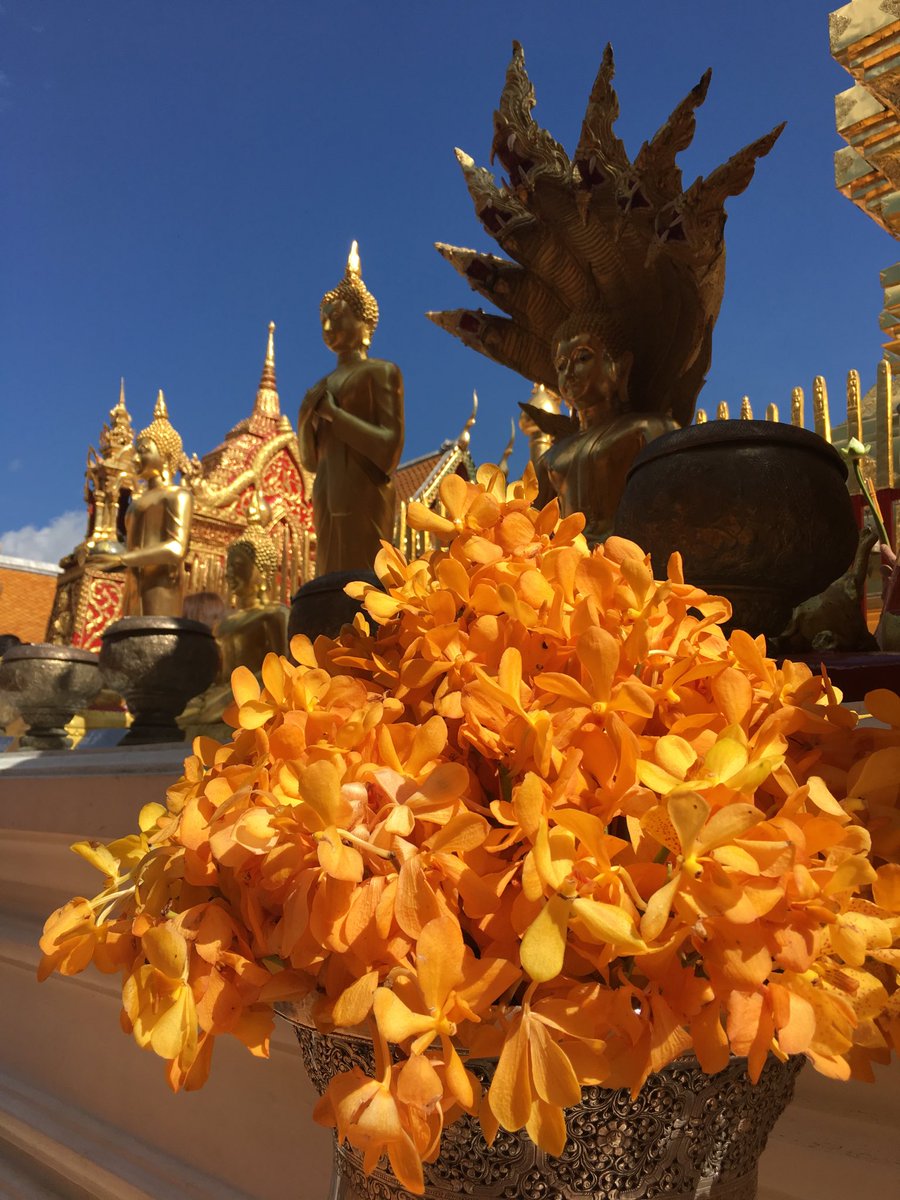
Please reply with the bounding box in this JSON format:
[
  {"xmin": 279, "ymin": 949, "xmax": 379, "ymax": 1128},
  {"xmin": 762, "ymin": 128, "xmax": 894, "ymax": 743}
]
[{"xmin": 0, "ymin": 0, "xmax": 893, "ymax": 559}]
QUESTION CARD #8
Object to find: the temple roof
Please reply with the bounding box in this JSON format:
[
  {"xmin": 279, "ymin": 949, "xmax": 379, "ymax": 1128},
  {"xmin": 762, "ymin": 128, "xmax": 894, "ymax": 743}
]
[
  {"xmin": 395, "ymin": 440, "xmax": 477, "ymax": 506},
  {"xmin": 199, "ymin": 321, "xmax": 299, "ymax": 493}
]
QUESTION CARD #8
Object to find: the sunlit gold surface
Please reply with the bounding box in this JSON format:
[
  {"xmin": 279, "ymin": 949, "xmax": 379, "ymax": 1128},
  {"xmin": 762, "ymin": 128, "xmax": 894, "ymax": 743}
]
[
  {"xmin": 84, "ymin": 378, "xmax": 137, "ymax": 548},
  {"xmin": 178, "ymin": 502, "xmax": 287, "ymax": 736},
  {"xmin": 297, "ymin": 243, "xmax": 404, "ymax": 576},
  {"xmin": 90, "ymin": 391, "xmax": 192, "ymax": 617},
  {"xmin": 427, "ymin": 42, "xmax": 780, "ymax": 544}
]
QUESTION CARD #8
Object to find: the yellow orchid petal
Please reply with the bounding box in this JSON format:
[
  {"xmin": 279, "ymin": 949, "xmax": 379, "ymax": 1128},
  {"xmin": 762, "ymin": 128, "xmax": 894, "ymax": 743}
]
[
  {"xmin": 571, "ymin": 897, "xmax": 647, "ymax": 955},
  {"xmin": 697, "ymin": 804, "xmax": 764, "ymax": 853},
  {"xmin": 298, "ymin": 760, "xmax": 349, "ymax": 826},
  {"xmin": 654, "ymin": 735, "xmax": 697, "ymax": 782},
  {"xmin": 70, "ymin": 840, "xmax": 119, "ymax": 878},
  {"xmin": 416, "ymin": 916, "xmax": 464, "ymax": 1011},
  {"xmin": 333, "ymin": 970, "xmax": 379, "ymax": 1028},
  {"xmin": 373, "ymin": 987, "xmax": 434, "ymax": 1044},
  {"xmin": 704, "ymin": 736, "xmax": 748, "ymax": 782},
  {"xmin": 528, "ymin": 1018, "xmax": 581, "ymax": 1108},
  {"xmin": 513, "ymin": 773, "xmax": 544, "ymax": 839},
  {"xmin": 525, "ymin": 1096, "xmax": 568, "ymax": 1157},
  {"xmin": 230, "ymin": 665, "xmax": 260, "ymax": 707},
  {"xmin": 520, "ymin": 894, "xmax": 573, "ymax": 982},
  {"xmin": 143, "ymin": 924, "xmax": 188, "ymax": 980},
  {"xmin": 490, "ymin": 1017, "xmax": 531, "ymax": 1131},
  {"xmin": 865, "ymin": 688, "xmax": 900, "ymax": 727},
  {"xmin": 668, "ymin": 793, "xmax": 710, "ymax": 859}
]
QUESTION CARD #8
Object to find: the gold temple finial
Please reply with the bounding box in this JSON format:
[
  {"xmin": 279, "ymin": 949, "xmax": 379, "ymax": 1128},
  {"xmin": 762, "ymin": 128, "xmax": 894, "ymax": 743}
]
[
  {"xmin": 813, "ymin": 376, "xmax": 831, "ymax": 443},
  {"xmin": 695, "ymin": 408, "xmax": 708, "ymax": 423},
  {"xmin": 766, "ymin": 403, "xmax": 779, "ymax": 422},
  {"xmin": 791, "ymin": 386, "xmax": 804, "ymax": 427},
  {"xmin": 740, "ymin": 396, "xmax": 753, "ymax": 420},
  {"xmin": 116, "ymin": 377, "xmax": 127, "ymax": 412},
  {"xmin": 498, "ymin": 418, "xmax": 516, "ymax": 477},
  {"xmin": 458, "ymin": 391, "xmax": 478, "ymax": 451},
  {"xmin": 716, "ymin": 401, "xmax": 729, "ymax": 421},
  {"xmin": 254, "ymin": 321, "xmax": 280, "ymax": 417},
  {"xmin": 347, "ymin": 239, "xmax": 361, "ymax": 277},
  {"xmin": 876, "ymin": 360, "xmax": 895, "ymax": 488}
]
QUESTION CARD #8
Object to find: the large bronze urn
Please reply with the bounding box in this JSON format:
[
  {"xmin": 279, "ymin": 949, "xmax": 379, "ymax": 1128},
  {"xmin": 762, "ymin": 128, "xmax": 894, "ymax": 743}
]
[{"xmin": 614, "ymin": 421, "xmax": 859, "ymax": 637}]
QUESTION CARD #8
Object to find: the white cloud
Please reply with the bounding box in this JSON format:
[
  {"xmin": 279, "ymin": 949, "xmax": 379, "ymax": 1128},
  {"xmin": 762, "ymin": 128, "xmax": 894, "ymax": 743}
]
[{"xmin": 0, "ymin": 510, "xmax": 85, "ymax": 563}]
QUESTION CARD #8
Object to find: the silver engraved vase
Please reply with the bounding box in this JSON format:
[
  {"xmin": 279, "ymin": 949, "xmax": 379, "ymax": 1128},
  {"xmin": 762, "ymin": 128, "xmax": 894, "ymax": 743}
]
[{"xmin": 281, "ymin": 1008, "xmax": 802, "ymax": 1200}]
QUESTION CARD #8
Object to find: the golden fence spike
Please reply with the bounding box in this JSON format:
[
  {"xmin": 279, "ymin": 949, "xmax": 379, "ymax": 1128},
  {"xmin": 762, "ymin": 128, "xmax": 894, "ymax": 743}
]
[
  {"xmin": 695, "ymin": 408, "xmax": 708, "ymax": 424},
  {"xmin": 716, "ymin": 401, "xmax": 730, "ymax": 420},
  {"xmin": 740, "ymin": 396, "xmax": 753, "ymax": 420},
  {"xmin": 766, "ymin": 403, "xmax": 779, "ymax": 422},
  {"xmin": 847, "ymin": 369, "xmax": 863, "ymax": 442},
  {"xmin": 813, "ymin": 376, "xmax": 831, "ymax": 443},
  {"xmin": 876, "ymin": 359, "xmax": 895, "ymax": 489},
  {"xmin": 791, "ymin": 386, "xmax": 804, "ymax": 427}
]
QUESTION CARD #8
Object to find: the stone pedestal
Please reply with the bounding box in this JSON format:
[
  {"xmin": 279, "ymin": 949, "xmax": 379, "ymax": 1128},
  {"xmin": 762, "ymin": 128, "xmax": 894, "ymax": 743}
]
[
  {"xmin": 0, "ymin": 644, "xmax": 102, "ymax": 749},
  {"xmin": 99, "ymin": 616, "xmax": 219, "ymax": 745}
]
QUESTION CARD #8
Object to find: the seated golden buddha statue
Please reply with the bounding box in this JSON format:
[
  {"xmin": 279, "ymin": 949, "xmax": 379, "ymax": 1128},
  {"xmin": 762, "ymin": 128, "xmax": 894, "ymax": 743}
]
[
  {"xmin": 428, "ymin": 42, "xmax": 782, "ymax": 541},
  {"xmin": 178, "ymin": 504, "xmax": 288, "ymax": 739},
  {"xmin": 297, "ymin": 241, "xmax": 404, "ymax": 576},
  {"xmin": 90, "ymin": 391, "xmax": 192, "ymax": 616},
  {"xmin": 533, "ymin": 310, "xmax": 678, "ymax": 545}
]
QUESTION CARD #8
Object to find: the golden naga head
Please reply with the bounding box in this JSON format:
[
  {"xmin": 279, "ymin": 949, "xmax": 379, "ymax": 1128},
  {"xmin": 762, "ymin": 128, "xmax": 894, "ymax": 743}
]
[
  {"xmin": 321, "ymin": 240, "xmax": 380, "ymax": 347},
  {"xmin": 136, "ymin": 390, "xmax": 185, "ymax": 480}
]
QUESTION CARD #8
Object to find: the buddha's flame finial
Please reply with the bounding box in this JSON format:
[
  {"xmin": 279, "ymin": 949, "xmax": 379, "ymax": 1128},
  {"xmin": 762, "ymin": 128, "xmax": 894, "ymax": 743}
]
[
  {"xmin": 458, "ymin": 390, "xmax": 478, "ymax": 450},
  {"xmin": 347, "ymin": 239, "xmax": 361, "ymax": 278},
  {"xmin": 154, "ymin": 389, "xmax": 169, "ymax": 420}
]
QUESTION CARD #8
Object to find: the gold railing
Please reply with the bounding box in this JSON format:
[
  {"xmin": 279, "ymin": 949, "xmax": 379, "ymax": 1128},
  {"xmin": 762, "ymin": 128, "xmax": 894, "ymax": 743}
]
[{"xmin": 695, "ymin": 362, "xmax": 897, "ymax": 493}]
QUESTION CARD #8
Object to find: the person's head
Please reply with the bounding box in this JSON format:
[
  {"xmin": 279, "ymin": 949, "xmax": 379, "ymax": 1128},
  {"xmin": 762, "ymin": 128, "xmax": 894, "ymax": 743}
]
[
  {"xmin": 182, "ymin": 591, "xmax": 227, "ymax": 630},
  {"xmin": 320, "ymin": 240, "xmax": 379, "ymax": 354},
  {"xmin": 0, "ymin": 633, "xmax": 22, "ymax": 659},
  {"xmin": 136, "ymin": 391, "xmax": 184, "ymax": 482},
  {"xmin": 226, "ymin": 522, "xmax": 278, "ymax": 608},
  {"xmin": 552, "ymin": 308, "xmax": 633, "ymax": 416}
]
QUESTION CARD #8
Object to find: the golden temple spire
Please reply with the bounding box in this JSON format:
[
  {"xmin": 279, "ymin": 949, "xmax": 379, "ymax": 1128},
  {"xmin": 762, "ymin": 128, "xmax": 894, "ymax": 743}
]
[
  {"xmin": 253, "ymin": 320, "xmax": 281, "ymax": 420},
  {"xmin": 116, "ymin": 377, "xmax": 127, "ymax": 413}
]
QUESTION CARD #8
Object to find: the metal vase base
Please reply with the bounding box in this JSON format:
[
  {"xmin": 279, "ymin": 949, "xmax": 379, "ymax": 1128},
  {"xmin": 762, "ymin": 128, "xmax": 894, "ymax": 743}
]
[
  {"xmin": 99, "ymin": 616, "xmax": 219, "ymax": 745},
  {"xmin": 0, "ymin": 644, "xmax": 102, "ymax": 750},
  {"xmin": 288, "ymin": 1018, "xmax": 802, "ymax": 1200}
]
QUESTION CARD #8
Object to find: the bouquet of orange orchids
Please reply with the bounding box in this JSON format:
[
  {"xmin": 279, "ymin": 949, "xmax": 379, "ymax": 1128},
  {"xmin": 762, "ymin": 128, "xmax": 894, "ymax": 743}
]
[{"xmin": 40, "ymin": 465, "xmax": 900, "ymax": 1194}]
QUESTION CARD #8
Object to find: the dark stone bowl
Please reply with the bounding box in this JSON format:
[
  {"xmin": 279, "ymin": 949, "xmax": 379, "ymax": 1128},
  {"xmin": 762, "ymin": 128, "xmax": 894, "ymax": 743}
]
[
  {"xmin": 0, "ymin": 644, "xmax": 102, "ymax": 749},
  {"xmin": 288, "ymin": 570, "xmax": 384, "ymax": 655},
  {"xmin": 100, "ymin": 616, "xmax": 219, "ymax": 745},
  {"xmin": 614, "ymin": 421, "xmax": 859, "ymax": 637}
]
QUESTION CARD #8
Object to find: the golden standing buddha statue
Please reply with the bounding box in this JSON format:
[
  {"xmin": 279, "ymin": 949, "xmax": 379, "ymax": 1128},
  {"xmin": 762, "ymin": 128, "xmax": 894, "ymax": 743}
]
[
  {"xmin": 297, "ymin": 242, "xmax": 404, "ymax": 576},
  {"xmin": 430, "ymin": 43, "xmax": 782, "ymax": 543},
  {"xmin": 90, "ymin": 390, "xmax": 192, "ymax": 615}
]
